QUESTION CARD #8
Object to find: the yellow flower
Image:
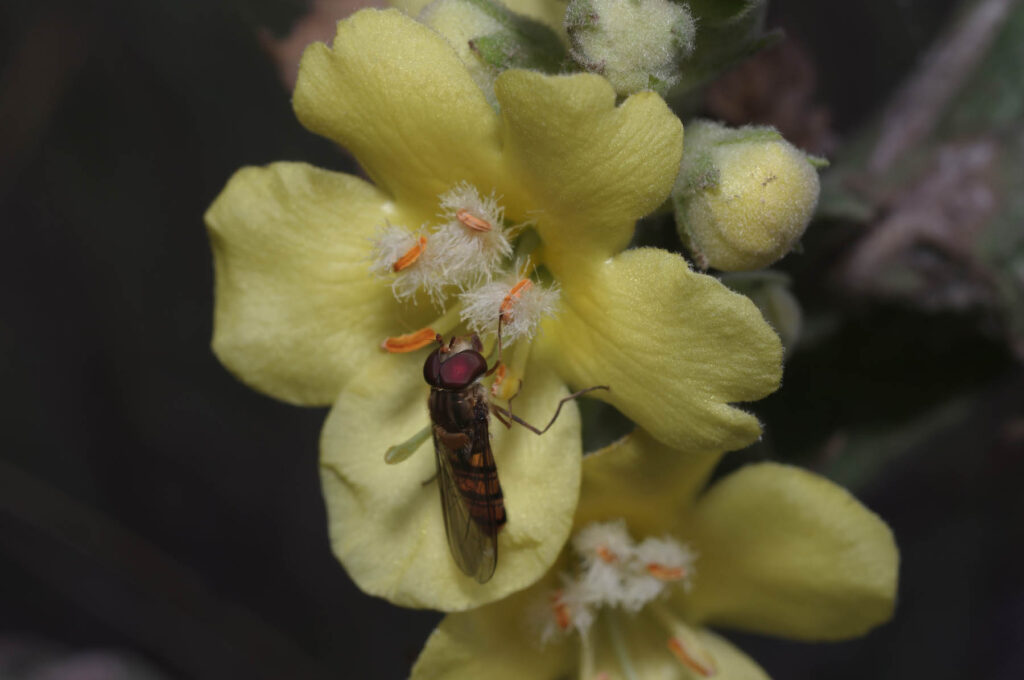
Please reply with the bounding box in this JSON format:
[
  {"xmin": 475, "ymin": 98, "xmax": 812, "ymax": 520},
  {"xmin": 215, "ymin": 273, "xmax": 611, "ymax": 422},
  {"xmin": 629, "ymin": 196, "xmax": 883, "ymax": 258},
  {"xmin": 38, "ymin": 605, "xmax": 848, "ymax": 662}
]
[
  {"xmin": 412, "ymin": 430, "xmax": 898, "ymax": 678},
  {"xmin": 205, "ymin": 9, "xmax": 781, "ymax": 610}
]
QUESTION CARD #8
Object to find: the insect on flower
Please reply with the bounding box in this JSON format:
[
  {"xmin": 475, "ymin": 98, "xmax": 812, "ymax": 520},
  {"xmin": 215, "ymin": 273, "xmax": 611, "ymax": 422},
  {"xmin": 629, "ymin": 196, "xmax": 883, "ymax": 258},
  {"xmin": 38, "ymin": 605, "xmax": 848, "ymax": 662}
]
[{"xmin": 420, "ymin": 328, "xmax": 607, "ymax": 583}]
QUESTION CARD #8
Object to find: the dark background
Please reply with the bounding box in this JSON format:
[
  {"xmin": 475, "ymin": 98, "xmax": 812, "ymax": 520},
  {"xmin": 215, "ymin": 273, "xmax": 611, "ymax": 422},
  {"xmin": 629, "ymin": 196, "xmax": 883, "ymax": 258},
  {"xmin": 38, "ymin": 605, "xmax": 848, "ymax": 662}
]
[{"xmin": 2, "ymin": 0, "xmax": 1021, "ymax": 678}]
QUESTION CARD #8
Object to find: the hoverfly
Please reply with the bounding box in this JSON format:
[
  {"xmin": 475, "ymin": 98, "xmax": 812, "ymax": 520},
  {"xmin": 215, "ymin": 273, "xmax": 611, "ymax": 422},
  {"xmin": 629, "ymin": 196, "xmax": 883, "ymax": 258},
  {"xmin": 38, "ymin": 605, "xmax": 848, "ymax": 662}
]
[{"xmin": 422, "ymin": 332, "xmax": 606, "ymax": 583}]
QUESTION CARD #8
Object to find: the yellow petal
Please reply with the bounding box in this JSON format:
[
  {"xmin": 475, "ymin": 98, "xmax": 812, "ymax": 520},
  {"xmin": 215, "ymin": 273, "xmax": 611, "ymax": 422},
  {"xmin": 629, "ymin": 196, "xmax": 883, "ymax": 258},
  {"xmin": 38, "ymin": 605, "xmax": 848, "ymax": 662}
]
[
  {"xmin": 539, "ymin": 248, "xmax": 782, "ymax": 453},
  {"xmin": 206, "ymin": 162, "xmax": 420, "ymax": 405},
  {"xmin": 320, "ymin": 351, "xmax": 581, "ymax": 610},
  {"xmin": 576, "ymin": 612, "xmax": 769, "ymax": 680},
  {"xmin": 411, "ymin": 572, "xmax": 771, "ymax": 680},
  {"xmin": 682, "ymin": 463, "xmax": 899, "ymax": 640},
  {"xmin": 410, "ymin": 584, "xmax": 571, "ymax": 680},
  {"xmin": 576, "ymin": 430, "xmax": 721, "ymax": 536},
  {"xmin": 494, "ymin": 71, "xmax": 683, "ymax": 265},
  {"xmin": 697, "ymin": 628, "xmax": 771, "ymax": 680},
  {"xmin": 293, "ymin": 9, "xmax": 503, "ymax": 218}
]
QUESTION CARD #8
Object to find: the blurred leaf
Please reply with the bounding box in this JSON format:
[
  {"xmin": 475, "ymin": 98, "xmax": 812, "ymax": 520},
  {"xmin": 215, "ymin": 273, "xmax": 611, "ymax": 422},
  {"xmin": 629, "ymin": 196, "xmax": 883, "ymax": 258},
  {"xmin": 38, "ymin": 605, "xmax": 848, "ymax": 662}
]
[
  {"xmin": 820, "ymin": 0, "xmax": 1024, "ymax": 357},
  {"xmin": 817, "ymin": 395, "xmax": 975, "ymax": 491}
]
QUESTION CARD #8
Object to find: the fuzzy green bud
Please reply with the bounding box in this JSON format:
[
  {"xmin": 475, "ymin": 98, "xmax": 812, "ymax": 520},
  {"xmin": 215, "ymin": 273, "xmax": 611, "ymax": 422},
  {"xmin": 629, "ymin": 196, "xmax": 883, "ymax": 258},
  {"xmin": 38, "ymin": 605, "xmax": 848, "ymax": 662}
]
[
  {"xmin": 674, "ymin": 120, "xmax": 821, "ymax": 272},
  {"xmin": 565, "ymin": 0, "xmax": 696, "ymax": 96}
]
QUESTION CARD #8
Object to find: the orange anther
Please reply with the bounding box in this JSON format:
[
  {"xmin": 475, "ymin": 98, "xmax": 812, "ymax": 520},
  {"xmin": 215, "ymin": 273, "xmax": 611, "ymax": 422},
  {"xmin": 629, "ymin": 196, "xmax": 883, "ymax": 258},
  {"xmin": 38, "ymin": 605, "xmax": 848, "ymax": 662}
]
[
  {"xmin": 500, "ymin": 278, "xmax": 533, "ymax": 322},
  {"xmin": 597, "ymin": 545, "xmax": 618, "ymax": 564},
  {"xmin": 381, "ymin": 327, "xmax": 437, "ymax": 353},
  {"xmin": 392, "ymin": 235, "xmax": 427, "ymax": 272},
  {"xmin": 647, "ymin": 563, "xmax": 687, "ymax": 581},
  {"xmin": 456, "ymin": 209, "xmax": 492, "ymax": 232},
  {"xmin": 668, "ymin": 637, "xmax": 715, "ymax": 677},
  {"xmin": 550, "ymin": 591, "xmax": 571, "ymax": 630}
]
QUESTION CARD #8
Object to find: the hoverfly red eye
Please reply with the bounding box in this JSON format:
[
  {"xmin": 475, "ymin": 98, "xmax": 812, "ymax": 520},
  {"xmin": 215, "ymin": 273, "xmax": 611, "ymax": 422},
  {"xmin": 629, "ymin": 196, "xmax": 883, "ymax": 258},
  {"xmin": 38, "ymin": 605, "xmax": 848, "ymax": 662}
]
[
  {"xmin": 423, "ymin": 348, "xmax": 443, "ymax": 387},
  {"xmin": 438, "ymin": 350, "xmax": 488, "ymax": 390}
]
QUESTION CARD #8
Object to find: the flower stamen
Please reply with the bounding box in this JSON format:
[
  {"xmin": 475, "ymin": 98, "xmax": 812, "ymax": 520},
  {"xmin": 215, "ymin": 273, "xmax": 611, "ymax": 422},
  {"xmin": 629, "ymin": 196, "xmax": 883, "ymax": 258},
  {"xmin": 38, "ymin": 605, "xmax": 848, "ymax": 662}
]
[
  {"xmin": 578, "ymin": 625, "xmax": 597, "ymax": 680},
  {"xmin": 431, "ymin": 182, "xmax": 513, "ymax": 286},
  {"xmin": 606, "ymin": 615, "xmax": 640, "ymax": 680},
  {"xmin": 667, "ymin": 637, "xmax": 715, "ymax": 677},
  {"xmin": 381, "ymin": 327, "xmax": 438, "ymax": 353},
  {"xmin": 456, "ymin": 208, "xmax": 492, "ymax": 232},
  {"xmin": 597, "ymin": 546, "xmax": 618, "ymax": 564},
  {"xmin": 646, "ymin": 563, "xmax": 687, "ymax": 581},
  {"xmin": 500, "ymin": 278, "xmax": 534, "ymax": 322},
  {"xmin": 551, "ymin": 590, "xmax": 572, "ymax": 631},
  {"xmin": 392, "ymin": 235, "xmax": 428, "ymax": 272}
]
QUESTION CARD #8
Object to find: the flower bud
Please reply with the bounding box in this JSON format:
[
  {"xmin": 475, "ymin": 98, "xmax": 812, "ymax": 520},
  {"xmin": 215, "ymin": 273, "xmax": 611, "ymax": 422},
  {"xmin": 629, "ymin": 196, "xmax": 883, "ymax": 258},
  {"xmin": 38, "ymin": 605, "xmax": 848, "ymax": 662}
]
[
  {"xmin": 674, "ymin": 120, "xmax": 821, "ymax": 272},
  {"xmin": 565, "ymin": 0, "xmax": 696, "ymax": 96}
]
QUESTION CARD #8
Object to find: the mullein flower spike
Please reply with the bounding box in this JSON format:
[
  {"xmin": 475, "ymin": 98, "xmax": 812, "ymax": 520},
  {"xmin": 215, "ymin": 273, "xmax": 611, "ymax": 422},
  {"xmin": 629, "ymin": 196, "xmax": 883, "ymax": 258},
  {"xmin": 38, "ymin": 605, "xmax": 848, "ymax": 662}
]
[{"xmin": 206, "ymin": 9, "xmax": 781, "ymax": 610}]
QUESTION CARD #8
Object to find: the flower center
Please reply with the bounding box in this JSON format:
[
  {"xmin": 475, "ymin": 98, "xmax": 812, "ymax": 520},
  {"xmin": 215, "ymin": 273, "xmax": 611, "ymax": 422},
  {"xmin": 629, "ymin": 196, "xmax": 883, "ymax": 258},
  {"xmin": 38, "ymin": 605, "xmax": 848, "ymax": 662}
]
[
  {"xmin": 372, "ymin": 182, "xmax": 560, "ymax": 359},
  {"xmin": 538, "ymin": 520, "xmax": 717, "ymax": 679}
]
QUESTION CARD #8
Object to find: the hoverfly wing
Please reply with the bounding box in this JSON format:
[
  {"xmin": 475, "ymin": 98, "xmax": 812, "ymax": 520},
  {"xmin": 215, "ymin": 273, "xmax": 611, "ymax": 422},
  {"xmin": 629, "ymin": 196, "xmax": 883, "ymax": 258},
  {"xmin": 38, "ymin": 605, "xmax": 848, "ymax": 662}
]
[{"xmin": 432, "ymin": 421, "xmax": 505, "ymax": 583}]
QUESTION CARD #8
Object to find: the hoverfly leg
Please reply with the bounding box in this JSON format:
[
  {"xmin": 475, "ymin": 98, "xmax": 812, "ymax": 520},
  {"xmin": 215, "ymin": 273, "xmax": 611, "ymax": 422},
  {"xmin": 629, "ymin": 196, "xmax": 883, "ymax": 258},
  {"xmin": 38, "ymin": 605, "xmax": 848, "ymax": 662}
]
[
  {"xmin": 491, "ymin": 404, "xmax": 513, "ymax": 429},
  {"xmin": 491, "ymin": 385, "xmax": 610, "ymax": 435},
  {"xmin": 384, "ymin": 424, "xmax": 433, "ymax": 464},
  {"xmin": 421, "ymin": 471, "xmax": 439, "ymax": 487}
]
